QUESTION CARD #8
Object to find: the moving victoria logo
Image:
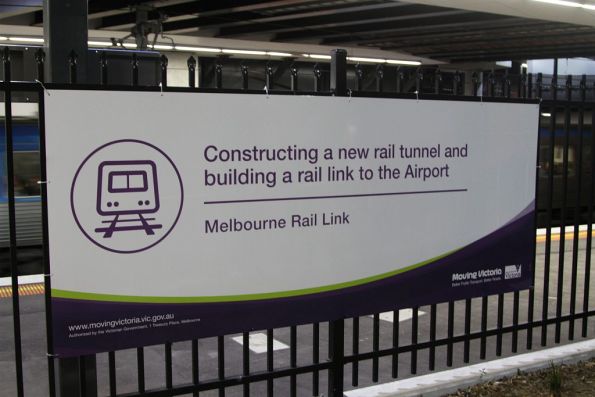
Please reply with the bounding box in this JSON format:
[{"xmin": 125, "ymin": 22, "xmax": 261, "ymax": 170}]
[{"xmin": 70, "ymin": 139, "xmax": 184, "ymax": 254}]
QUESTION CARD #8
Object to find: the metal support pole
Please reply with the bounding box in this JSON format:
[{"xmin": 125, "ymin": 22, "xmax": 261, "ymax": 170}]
[
  {"xmin": 43, "ymin": 0, "xmax": 88, "ymax": 83},
  {"xmin": 330, "ymin": 49, "xmax": 347, "ymax": 95}
]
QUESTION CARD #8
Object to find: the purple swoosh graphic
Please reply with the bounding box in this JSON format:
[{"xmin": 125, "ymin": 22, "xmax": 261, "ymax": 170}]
[{"xmin": 52, "ymin": 210, "xmax": 535, "ymax": 357}]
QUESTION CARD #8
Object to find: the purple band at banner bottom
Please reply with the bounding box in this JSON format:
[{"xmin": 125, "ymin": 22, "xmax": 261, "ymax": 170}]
[{"xmin": 52, "ymin": 211, "xmax": 534, "ymax": 357}]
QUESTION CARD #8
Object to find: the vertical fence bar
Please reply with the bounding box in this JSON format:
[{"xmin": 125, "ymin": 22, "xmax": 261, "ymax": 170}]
[
  {"xmin": 555, "ymin": 75, "xmax": 572, "ymax": 344},
  {"xmin": 352, "ymin": 317, "xmax": 359, "ymax": 386},
  {"xmin": 569, "ymin": 75, "xmax": 586, "ymax": 340},
  {"xmin": 392, "ymin": 310, "xmax": 399, "ymax": 378},
  {"xmin": 372, "ymin": 313, "xmax": 380, "ymax": 382},
  {"xmin": 520, "ymin": 68, "xmax": 527, "ymax": 98},
  {"xmin": 241, "ymin": 65, "xmax": 249, "ymax": 91},
  {"xmin": 504, "ymin": 71, "xmax": 511, "ymax": 98},
  {"xmin": 242, "ymin": 332, "xmax": 250, "ymax": 397},
  {"xmin": 266, "ymin": 329, "xmax": 273, "ymax": 397},
  {"xmin": 3, "ymin": 46, "xmax": 24, "ymax": 397},
  {"xmin": 290, "ymin": 326, "xmax": 297, "ymax": 397},
  {"xmin": 434, "ymin": 69, "xmax": 441, "ymax": 94},
  {"xmin": 108, "ymin": 351, "xmax": 116, "ymax": 396},
  {"xmin": 453, "ymin": 71, "xmax": 460, "ymax": 96},
  {"xmin": 265, "ymin": 64, "xmax": 273, "ymax": 90},
  {"xmin": 68, "ymin": 50, "xmax": 77, "ymax": 84},
  {"xmin": 192, "ymin": 340, "xmax": 199, "ymax": 397},
  {"xmin": 313, "ymin": 64, "xmax": 322, "ymax": 92},
  {"xmin": 328, "ymin": 319, "xmax": 344, "ymax": 397},
  {"xmin": 396, "ymin": 67, "xmax": 403, "ymax": 93},
  {"xmin": 100, "ymin": 52, "xmax": 108, "ymax": 86},
  {"xmin": 35, "ymin": 48, "xmax": 45, "ymax": 82},
  {"xmin": 446, "ymin": 302, "xmax": 454, "ymax": 366},
  {"xmin": 131, "ymin": 53, "xmax": 139, "ymax": 87},
  {"xmin": 79, "ymin": 356, "xmax": 87, "ymax": 397},
  {"xmin": 536, "ymin": 73, "xmax": 543, "ymax": 98},
  {"xmin": 463, "ymin": 299, "xmax": 471, "ymax": 363},
  {"xmin": 541, "ymin": 68, "xmax": 555, "ymax": 346},
  {"xmin": 290, "ymin": 65, "xmax": 298, "ymax": 92},
  {"xmin": 376, "ymin": 65, "xmax": 384, "ymax": 92},
  {"xmin": 355, "ymin": 64, "xmax": 363, "ymax": 91},
  {"xmin": 188, "ymin": 56, "xmax": 196, "ymax": 88},
  {"xmin": 472, "ymin": 72, "xmax": 479, "ymax": 97},
  {"xmin": 411, "ymin": 307, "xmax": 419, "ymax": 374},
  {"xmin": 415, "ymin": 68, "xmax": 422, "ymax": 94},
  {"xmin": 489, "ymin": 71, "xmax": 495, "ymax": 97},
  {"xmin": 38, "ymin": 70, "xmax": 57, "ymax": 397},
  {"xmin": 528, "ymin": 73, "xmax": 533, "ymax": 99},
  {"xmin": 429, "ymin": 304, "xmax": 437, "ymax": 370},
  {"xmin": 496, "ymin": 293, "xmax": 504, "ymax": 356},
  {"xmin": 583, "ymin": 85, "xmax": 595, "ymax": 338},
  {"xmin": 165, "ymin": 342, "xmax": 173, "ymax": 390},
  {"xmin": 512, "ymin": 291, "xmax": 519, "ymax": 353},
  {"xmin": 218, "ymin": 336, "xmax": 225, "ymax": 397},
  {"xmin": 215, "ymin": 62, "xmax": 223, "ymax": 89},
  {"xmin": 160, "ymin": 55, "xmax": 168, "ymax": 88},
  {"xmin": 136, "ymin": 347, "xmax": 145, "ymax": 393},
  {"xmin": 312, "ymin": 323, "xmax": 320, "ymax": 396},
  {"xmin": 480, "ymin": 296, "xmax": 488, "ymax": 359}
]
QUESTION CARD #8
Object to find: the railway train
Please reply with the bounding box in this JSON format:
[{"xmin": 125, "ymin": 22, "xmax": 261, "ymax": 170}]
[{"xmin": 0, "ymin": 106, "xmax": 593, "ymax": 251}]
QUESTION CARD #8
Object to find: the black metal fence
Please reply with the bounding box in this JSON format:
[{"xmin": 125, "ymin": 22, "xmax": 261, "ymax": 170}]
[{"xmin": 2, "ymin": 47, "xmax": 595, "ymax": 397}]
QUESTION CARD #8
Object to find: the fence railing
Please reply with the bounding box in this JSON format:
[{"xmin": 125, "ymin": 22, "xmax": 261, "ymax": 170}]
[{"xmin": 2, "ymin": 47, "xmax": 595, "ymax": 397}]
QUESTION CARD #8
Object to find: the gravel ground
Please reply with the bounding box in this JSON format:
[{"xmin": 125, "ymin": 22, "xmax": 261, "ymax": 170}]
[{"xmin": 447, "ymin": 358, "xmax": 595, "ymax": 397}]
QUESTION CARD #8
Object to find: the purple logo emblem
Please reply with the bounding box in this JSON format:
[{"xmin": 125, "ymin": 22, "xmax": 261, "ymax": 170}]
[{"xmin": 71, "ymin": 140, "xmax": 183, "ymax": 254}]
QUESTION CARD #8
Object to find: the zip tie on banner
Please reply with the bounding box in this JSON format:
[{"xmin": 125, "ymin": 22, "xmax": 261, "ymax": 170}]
[
  {"xmin": 159, "ymin": 82, "xmax": 164, "ymax": 96},
  {"xmin": 348, "ymin": 88, "xmax": 352, "ymax": 103},
  {"xmin": 46, "ymin": 353, "xmax": 58, "ymax": 358},
  {"xmin": 264, "ymin": 84, "xmax": 269, "ymax": 98},
  {"xmin": 415, "ymin": 90, "xmax": 419, "ymax": 102},
  {"xmin": 35, "ymin": 79, "xmax": 50, "ymax": 96},
  {"xmin": 37, "ymin": 180, "xmax": 49, "ymax": 184},
  {"xmin": 44, "ymin": 273, "xmax": 52, "ymax": 277}
]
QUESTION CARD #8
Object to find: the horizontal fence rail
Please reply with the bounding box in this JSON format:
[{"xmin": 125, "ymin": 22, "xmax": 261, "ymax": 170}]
[{"xmin": 1, "ymin": 48, "xmax": 595, "ymax": 397}]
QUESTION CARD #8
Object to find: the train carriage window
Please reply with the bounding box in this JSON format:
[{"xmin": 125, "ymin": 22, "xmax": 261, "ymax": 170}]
[
  {"xmin": 553, "ymin": 145, "xmax": 575, "ymax": 176},
  {"xmin": 13, "ymin": 151, "xmax": 40, "ymax": 197}
]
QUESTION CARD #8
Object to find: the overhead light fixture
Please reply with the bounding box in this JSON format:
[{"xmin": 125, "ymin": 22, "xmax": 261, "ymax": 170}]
[
  {"xmin": 88, "ymin": 41, "xmax": 111, "ymax": 46},
  {"xmin": 8, "ymin": 37, "xmax": 44, "ymax": 43},
  {"xmin": 152, "ymin": 44, "xmax": 173, "ymax": 50},
  {"xmin": 267, "ymin": 51, "xmax": 293, "ymax": 57},
  {"xmin": 309, "ymin": 54, "xmax": 332, "ymax": 60},
  {"xmin": 347, "ymin": 56, "xmax": 382, "ymax": 63},
  {"xmin": 0, "ymin": 36, "xmax": 8, "ymax": 41},
  {"xmin": 175, "ymin": 45, "xmax": 220, "ymax": 53},
  {"xmin": 222, "ymin": 49, "xmax": 267, "ymax": 55},
  {"xmin": 532, "ymin": 0, "xmax": 595, "ymax": 10},
  {"xmin": 386, "ymin": 59, "xmax": 422, "ymax": 65}
]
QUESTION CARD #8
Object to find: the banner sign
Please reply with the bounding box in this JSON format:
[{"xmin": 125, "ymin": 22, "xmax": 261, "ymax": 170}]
[{"xmin": 45, "ymin": 90, "xmax": 538, "ymax": 356}]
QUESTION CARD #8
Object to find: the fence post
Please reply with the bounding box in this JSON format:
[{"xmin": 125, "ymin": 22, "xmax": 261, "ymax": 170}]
[
  {"xmin": 131, "ymin": 53, "xmax": 139, "ymax": 86},
  {"xmin": 160, "ymin": 54, "xmax": 168, "ymax": 88},
  {"xmin": 99, "ymin": 52, "xmax": 108, "ymax": 86},
  {"xmin": 68, "ymin": 50, "xmax": 77, "ymax": 84},
  {"xmin": 241, "ymin": 64, "xmax": 249, "ymax": 90},
  {"xmin": 376, "ymin": 64, "xmax": 384, "ymax": 92},
  {"xmin": 290, "ymin": 65, "xmax": 298, "ymax": 92},
  {"xmin": 187, "ymin": 56, "xmax": 196, "ymax": 88},
  {"xmin": 35, "ymin": 49, "xmax": 45, "ymax": 83},
  {"xmin": 313, "ymin": 63, "xmax": 322, "ymax": 92},
  {"xmin": 327, "ymin": 48, "xmax": 347, "ymax": 397},
  {"xmin": 355, "ymin": 63, "xmax": 363, "ymax": 92}
]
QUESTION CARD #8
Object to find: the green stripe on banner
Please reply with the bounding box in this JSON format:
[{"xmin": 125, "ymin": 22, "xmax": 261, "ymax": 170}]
[{"xmin": 51, "ymin": 249, "xmax": 458, "ymax": 303}]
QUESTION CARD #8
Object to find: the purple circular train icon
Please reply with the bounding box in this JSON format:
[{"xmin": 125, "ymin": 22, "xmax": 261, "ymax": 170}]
[{"xmin": 71, "ymin": 140, "xmax": 183, "ymax": 254}]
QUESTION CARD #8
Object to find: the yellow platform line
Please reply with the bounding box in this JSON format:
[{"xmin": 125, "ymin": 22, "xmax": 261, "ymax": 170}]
[
  {"xmin": 0, "ymin": 283, "xmax": 44, "ymax": 298},
  {"xmin": 536, "ymin": 230, "xmax": 593, "ymax": 243}
]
